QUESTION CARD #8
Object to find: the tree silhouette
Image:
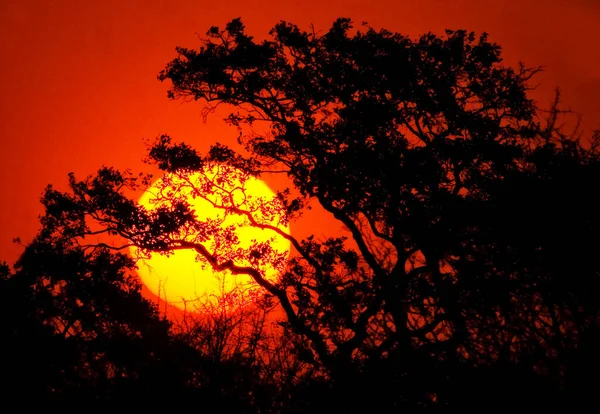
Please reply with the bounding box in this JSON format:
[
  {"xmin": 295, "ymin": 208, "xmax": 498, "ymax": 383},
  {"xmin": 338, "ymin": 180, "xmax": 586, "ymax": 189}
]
[
  {"xmin": 153, "ymin": 17, "xmax": 600, "ymax": 408},
  {"xmin": 3, "ymin": 17, "xmax": 600, "ymax": 410},
  {"xmin": 0, "ymin": 187, "xmax": 277, "ymax": 409},
  {"xmin": 0, "ymin": 239, "xmax": 193, "ymax": 404}
]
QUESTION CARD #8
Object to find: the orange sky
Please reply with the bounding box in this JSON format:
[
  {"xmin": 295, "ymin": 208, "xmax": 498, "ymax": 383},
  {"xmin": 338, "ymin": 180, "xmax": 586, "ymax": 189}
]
[{"xmin": 1, "ymin": 0, "xmax": 599, "ymax": 264}]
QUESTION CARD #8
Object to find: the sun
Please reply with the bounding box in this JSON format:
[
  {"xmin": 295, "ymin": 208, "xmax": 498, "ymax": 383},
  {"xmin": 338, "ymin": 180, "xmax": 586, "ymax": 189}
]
[{"xmin": 130, "ymin": 164, "xmax": 291, "ymax": 312}]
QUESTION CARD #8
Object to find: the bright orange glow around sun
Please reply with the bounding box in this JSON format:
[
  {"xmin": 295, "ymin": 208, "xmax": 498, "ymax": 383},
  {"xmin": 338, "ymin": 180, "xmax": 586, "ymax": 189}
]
[{"xmin": 130, "ymin": 165, "xmax": 291, "ymax": 313}]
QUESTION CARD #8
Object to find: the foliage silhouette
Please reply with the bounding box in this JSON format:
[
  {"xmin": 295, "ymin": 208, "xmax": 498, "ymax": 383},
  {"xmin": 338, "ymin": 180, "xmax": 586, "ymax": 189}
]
[
  {"xmin": 2, "ymin": 17, "xmax": 600, "ymax": 411},
  {"xmin": 0, "ymin": 229, "xmax": 275, "ymax": 409},
  {"xmin": 156, "ymin": 17, "xmax": 600, "ymax": 409}
]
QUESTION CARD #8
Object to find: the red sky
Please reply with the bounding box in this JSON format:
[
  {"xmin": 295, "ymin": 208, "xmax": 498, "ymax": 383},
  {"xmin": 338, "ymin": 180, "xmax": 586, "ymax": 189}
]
[{"xmin": 1, "ymin": 0, "xmax": 599, "ymax": 264}]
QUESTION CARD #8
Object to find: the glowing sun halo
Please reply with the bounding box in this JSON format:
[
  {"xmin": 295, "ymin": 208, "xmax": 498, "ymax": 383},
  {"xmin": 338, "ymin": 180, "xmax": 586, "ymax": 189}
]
[{"xmin": 130, "ymin": 165, "xmax": 291, "ymax": 312}]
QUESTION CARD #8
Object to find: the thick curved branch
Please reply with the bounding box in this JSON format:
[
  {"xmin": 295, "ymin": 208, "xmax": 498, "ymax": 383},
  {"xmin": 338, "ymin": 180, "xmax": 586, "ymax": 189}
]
[
  {"xmin": 174, "ymin": 174, "xmax": 358, "ymax": 324},
  {"xmin": 320, "ymin": 199, "xmax": 386, "ymax": 282},
  {"xmin": 171, "ymin": 239, "xmax": 333, "ymax": 366}
]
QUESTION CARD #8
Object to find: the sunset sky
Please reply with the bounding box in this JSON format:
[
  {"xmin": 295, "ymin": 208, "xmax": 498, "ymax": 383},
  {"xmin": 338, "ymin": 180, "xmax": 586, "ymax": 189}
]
[{"xmin": 1, "ymin": 0, "xmax": 599, "ymax": 264}]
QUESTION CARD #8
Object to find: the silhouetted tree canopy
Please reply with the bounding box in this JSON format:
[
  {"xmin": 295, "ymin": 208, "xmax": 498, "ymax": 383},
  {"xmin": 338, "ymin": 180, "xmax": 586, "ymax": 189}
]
[{"xmin": 2, "ymin": 18, "xmax": 600, "ymax": 411}]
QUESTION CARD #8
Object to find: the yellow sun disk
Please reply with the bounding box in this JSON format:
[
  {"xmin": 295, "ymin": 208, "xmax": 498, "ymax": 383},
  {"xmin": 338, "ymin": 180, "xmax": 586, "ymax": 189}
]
[{"xmin": 131, "ymin": 168, "xmax": 291, "ymax": 311}]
